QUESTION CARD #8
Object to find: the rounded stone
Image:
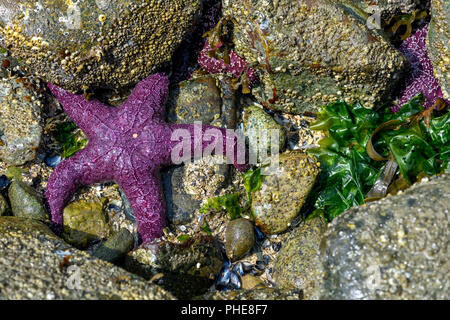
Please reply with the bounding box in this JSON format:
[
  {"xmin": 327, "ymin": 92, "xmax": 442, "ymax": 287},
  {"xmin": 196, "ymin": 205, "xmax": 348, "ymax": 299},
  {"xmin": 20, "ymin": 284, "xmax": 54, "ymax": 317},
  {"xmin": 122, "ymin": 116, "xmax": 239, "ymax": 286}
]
[
  {"xmin": 252, "ymin": 151, "xmax": 321, "ymax": 234},
  {"xmin": 241, "ymin": 274, "xmax": 266, "ymax": 290},
  {"xmin": 92, "ymin": 228, "xmax": 135, "ymax": 264},
  {"xmin": 8, "ymin": 180, "xmax": 49, "ymax": 221},
  {"xmin": 0, "ymin": 0, "xmax": 202, "ymax": 92},
  {"xmin": 62, "ymin": 200, "xmax": 111, "ymax": 249},
  {"xmin": 225, "ymin": 218, "xmax": 255, "ymax": 261}
]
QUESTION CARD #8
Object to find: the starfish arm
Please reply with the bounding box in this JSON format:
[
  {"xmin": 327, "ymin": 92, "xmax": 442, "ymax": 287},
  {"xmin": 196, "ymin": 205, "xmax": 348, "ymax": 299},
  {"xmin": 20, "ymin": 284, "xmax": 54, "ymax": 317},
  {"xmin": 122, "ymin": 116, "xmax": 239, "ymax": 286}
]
[
  {"xmin": 168, "ymin": 123, "xmax": 249, "ymax": 172},
  {"xmin": 47, "ymin": 84, "xmax": 114, "ymax": 138},
  {"xmin": 116, "ymin": 167, "xmax": 165, "ymax": 243},
  {"xmin": 119, "ymin": 73, "xmax": 170, "ymax": 126},
  {"xmin": 45, "ymin": 144, "xmax": 114, "ymax": 230}
]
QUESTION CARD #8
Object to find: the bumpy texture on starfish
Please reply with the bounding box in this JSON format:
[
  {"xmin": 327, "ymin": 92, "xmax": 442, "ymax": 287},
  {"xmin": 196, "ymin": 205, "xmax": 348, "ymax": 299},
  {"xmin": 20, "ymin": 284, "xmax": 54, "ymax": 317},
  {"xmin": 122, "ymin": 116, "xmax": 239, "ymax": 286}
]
[
  {"xmin": 394, "ymin": 24, "xmax": 448, "ymax": 111},
  {"xmin": 46, "ymin": 73, "xmax": 247, "ymax": 243}
]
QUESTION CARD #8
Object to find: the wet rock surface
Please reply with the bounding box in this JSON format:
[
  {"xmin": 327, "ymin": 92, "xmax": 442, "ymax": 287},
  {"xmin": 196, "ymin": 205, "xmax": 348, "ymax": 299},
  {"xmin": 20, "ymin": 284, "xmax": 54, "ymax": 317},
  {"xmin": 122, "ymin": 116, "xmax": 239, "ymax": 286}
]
[
  {"xmin": 223, "ymin": 0, "xmax": 408, "ymax": 113},
  {"xmin": 0, "ymin": 216, "xmax": 174, "ymax": 300},
  {"xmin": 62, "ymin": 200, "xmax": 111, "ymax": 249},
  {"xmin": 199, "ymin": 288, "xmax": 303, "ymax": 300},
  {"xmin": 124, "ymin": 236, "xmax": 223, "ymax": 299},
  {"xmin": 0, "ymin": 0, "xmax": 201, "ymax": 92},
  {"xmin": 320, "ymin": 174, "xmax": 449, "ymax": 300},
  {"xmin": 252, "ymin": 151, "xmax": 321, "ymax": 234},
  {"xmin": 92, "ymin": 228, "xmax": 134, "ymax": 264},
  {"xmin": 274, "ymin": 218, "xmax": 327, "ymax": 300},
  {"xmin": 427, "ymin": 0, "xmax": 449, "ymax": 100},
  {"xmin": 8, "ymin": 180, "xmax": 49, "ymax": 221},
  {"xmin": 0, "ymin": 75, "xmax": 43, "ymax": 165},
  {"xmin": 225, "ymin": 218, "xmax": 255, "ymax": 261}
]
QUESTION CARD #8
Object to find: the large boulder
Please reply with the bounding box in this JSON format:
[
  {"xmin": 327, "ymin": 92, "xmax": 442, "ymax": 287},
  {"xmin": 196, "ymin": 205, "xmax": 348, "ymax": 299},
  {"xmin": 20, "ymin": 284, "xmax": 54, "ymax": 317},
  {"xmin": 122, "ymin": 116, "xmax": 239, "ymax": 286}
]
[
  {"xmin": 320, "ymin": 174, "xmax": 449, "ymax": 300},
  {"xmin": 427, "ymin": 0, "xmax": 449, "ymax": 100},
  {"xmin": 0, "ymin": 0, "xmax": 202, "ymax": 92},
  {"xmin": 223, "ymin": 0, "xmax": 408, "ymax": 113},
  {"xmin": 0, "ymin": 216, "xmax": 174, "ymax": 299}
]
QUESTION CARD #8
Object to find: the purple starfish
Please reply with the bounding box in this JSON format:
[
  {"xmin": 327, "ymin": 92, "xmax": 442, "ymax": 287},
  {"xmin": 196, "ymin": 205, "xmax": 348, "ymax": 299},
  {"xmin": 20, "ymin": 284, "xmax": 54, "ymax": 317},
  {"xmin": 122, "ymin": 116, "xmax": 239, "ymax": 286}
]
[
  {"xmin": 394, "ymin": 24, "xmax": 448, "ymax": 111},
  {"xmin": 46, "ymin": 73, "xmax": 247, "ymax": 243}
]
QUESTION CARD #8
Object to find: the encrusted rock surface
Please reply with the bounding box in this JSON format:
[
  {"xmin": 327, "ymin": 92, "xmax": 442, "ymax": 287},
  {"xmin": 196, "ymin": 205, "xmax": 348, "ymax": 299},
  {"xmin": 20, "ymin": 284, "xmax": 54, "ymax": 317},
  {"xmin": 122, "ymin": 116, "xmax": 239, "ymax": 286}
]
[
  {"xmin": 223, "ymin": 0, "xmax": 408, "ymax": 113},
  {"xmin": 0, "ymin": 75, "xmax": 42, "ymax": 165},
  {"xmin": 274, "ymin": 218, "xmax": 327, "ymax": 300},
  {"xmin": 252, "ymin": 150, "xmax": 320, "ymax": 234},
  {"xmin": 320, "ymin": 174, "xmax": 449, "ymax": 300},
  {"xmin": 0, "ymin": 216, "xmax": 174, "ymax": 300},
  {"xmin": 0, "ymin": 0, "xmax": 202, "ymax": 92},
  {"xmin": 427, "ymin": 0, "xmax": 449, "ymax": 100}
]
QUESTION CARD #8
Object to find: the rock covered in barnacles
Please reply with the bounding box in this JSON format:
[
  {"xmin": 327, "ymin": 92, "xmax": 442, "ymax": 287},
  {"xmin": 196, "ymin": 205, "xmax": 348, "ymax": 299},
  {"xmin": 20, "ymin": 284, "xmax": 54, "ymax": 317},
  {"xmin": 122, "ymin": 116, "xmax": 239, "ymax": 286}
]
[
  {"xmin": 0, "ymin": 0, "xmax": 202, "ymax": 92},
  {"xmin": 222, "ymin": 0, "xmax": 408, "ymax": 113},
  {"xmin": 0, "ymin": 75, "xmax": 43, "ymax": 165},
  {"xmin": 427, "ymin": 0, "xmax": 449, "ymax": 100},
  {"xmin": 252, "ymin": 151, "xmax": 320, "ymax": 234}
]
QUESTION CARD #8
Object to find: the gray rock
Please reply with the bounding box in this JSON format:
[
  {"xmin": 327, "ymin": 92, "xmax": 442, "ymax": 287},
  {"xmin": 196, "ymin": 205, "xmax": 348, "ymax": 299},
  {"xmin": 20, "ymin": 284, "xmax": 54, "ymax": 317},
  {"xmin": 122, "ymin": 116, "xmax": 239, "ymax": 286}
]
[
  {"xmin": 427, "ymin": 0, "xmax": 449, "ymax": 100},
  {"xmin": 0, "ymin": 216, "xmax": 174, "ymax": 300},
  {"xmin": 198, "ymin": 288, "xmax": 303, "ymax": 300},
  {"xmin": 0, "ymin": 193, "xmax": 9, "ymax": 216},
  {"xmin": 274, "ymin": 218, "xmax": 327, "ymax": 300},
  {"xmin": 252, "ymin": 151, "xmax": 321, "ymax": 234},
  {"xmin": 223, "ymin": 0, "xmax": 408, "ymax": 113},
  {"xmin": 92, "ymin": 228, "xmax": 135, "ymax": 264},
  {"xmin": 0, "ymin": 75, "xmax": 43, "ymax": 165},
  {"xmin": 163, "ymin": 166, "xmax": 201, "ymax": 225},
  {"xmin": 124, "ymin": 235, "xmax": 223, "ymax": 299},
  {"xmin": 8, "ymin": 180, "xmax": 49, "ymax": 221},
  {"xmin": 0, "ymin": 0, "xmax": 201, "ymax": 92},
  {"xmin": 320, "ymin": 174, "xmax": 450, "ymax": 300}
]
